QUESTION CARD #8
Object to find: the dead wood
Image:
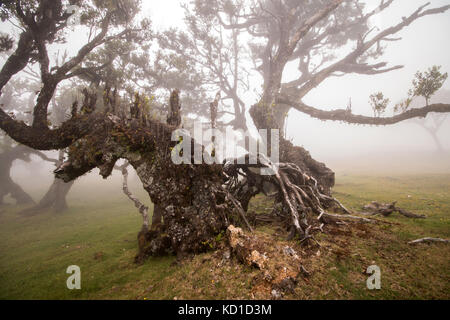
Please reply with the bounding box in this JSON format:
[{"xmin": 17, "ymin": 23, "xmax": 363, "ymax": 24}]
[
  {"xmin": 408, "ymin": 237, "xmax": 449, "ymax": 245},
  {"xmin": 361, "ymin": 201, "xmax": 426, "ymax": 219},
  {"xmin": 226, "ymin": 225, "xmax": 303, "ymax": 299}
]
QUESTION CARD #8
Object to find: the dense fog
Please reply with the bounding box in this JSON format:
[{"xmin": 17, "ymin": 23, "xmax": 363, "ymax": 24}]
[{"xmin": 4, "ymin": 0, "xmax": 449, "ymax": 205}]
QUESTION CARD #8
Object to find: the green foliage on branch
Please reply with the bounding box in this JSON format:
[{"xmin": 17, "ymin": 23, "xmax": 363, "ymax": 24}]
[
  {"xmin": 394, "ymin": 66, "xmax": 448, "ymax": 114},
  {"xmin": 369, "ymin": 92, "xmax": 390, "ymax": 117},
  {"xmin": 411, "ymin": 65, "xmax": 448, "ymax": 106}
]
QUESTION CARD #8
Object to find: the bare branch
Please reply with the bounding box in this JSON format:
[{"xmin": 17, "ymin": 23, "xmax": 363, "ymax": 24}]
[
  {"xmin": 119, "ymin": 162, "xmax": 149, "ymax": 231},
  {"xmin": 32, "ymin": 150, "xmax": 58, "ymax": 164},
  {"xmin": 0, "ymin": 110, "xmax": 107, "ymax": 150},
  {"xmin": 277, "ymin": 97, "xmax": 450, "ymax": 126},
  {"xmin": 0, "ymin": 30, "xmax": 33, "ymax": 91},
  {"xmin": 286, "ymin": 3, "xmax": 450, "ymax": 99}
]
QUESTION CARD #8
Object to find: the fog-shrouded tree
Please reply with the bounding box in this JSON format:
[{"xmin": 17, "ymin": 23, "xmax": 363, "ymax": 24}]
[
  {"xmin": 411, "ymin": 65, "xmax": 448, "ymax": 107},
  {"xmin": 4, "ymin": 52, "xmax": 77, "ymax": 214},
  {"xmin": 0, "ymin": 134, "xmax": 35, "ymax": 205},
  {"xmin": 198, "ymin": 0, "xmax": 450, "ymax": 192},
  {"xmin": 0, "ymin": 0, "xmax": 153, "ymax": 213},
  {"xmin": 0, "ymin": 77, "xmax": 59, "ymax": 206},
  {"xmin": 1, "ymin": 0, "xmax": 450, "ymax": 263},
  {"xmin": 394, "ymin": 68, "xmax": 450, "ymax": 153},
  {"xmin": 20, "ymin": 81, "xmax": 76, "ymax": 214},
  {"xmin": 157, "ymin": 1, "xmax": 251, "ymax": 131},
  {"xmin": 0, "ymin": 131, "xmax": 59, "ymax": 206}
]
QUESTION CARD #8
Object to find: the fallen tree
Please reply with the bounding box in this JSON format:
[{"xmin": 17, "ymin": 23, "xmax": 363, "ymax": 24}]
[
  {"xmin": 48, "ymin": 89, "xmax": 383, "ymax": 261},
  {"xmin": 1, "ymin": 0, "xmax": 450, "ymax": 264}
]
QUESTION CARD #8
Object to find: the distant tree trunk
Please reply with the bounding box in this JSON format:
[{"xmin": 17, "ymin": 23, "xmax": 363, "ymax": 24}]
[
  {"xmin": 20, "ymin": 150, "xmax": 74, "ymax": 214},
  {"xmin": 0, "ymin": 146, "xmax": 35, "ymax": 205},
  {"xmin": 24, "ymin": 178, "xmax": 74, "ymax": 213},
  {"xmin": 428, "ymin": 129, "xmax": 444, "ymax": 153},
  {"xmin": 413, "ymin": 115, "xmax": 447, "ymax": 154},
  {"xmin": 0, "ymin": 175, "xmax": 35, "ymax": 205}
]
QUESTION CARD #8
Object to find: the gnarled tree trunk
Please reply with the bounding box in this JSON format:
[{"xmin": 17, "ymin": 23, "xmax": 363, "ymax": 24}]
[
  {"xmin": 54, "ymin": 91, "xmax": 245, "ymax": 262},
  {"xmin": 51, "ymin": 89, "xmax": 343, "ymax": 262}
]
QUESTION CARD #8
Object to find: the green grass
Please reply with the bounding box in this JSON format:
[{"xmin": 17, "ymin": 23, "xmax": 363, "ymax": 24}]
[
  {"xmin": 0, "ymin": 193, "xmax": 176, "ymax": 299},
  {"xmin": 0, "ymin": 172, "xmax": 449, "ymax": 299},
  {"xmin": 334, "ymin": 173, "xmax": 450, "ymax": 239},
  {"xmin": 306, "ymin": 173, "xmax": 450, "ymax": 300}
]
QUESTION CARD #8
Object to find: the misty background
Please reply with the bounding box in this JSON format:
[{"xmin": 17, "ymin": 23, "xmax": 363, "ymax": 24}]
[
  {"xmin": 4, "ymin": 0, "xmax": 450, "ymax": 204},
  {"xmin": 146, "ymin": 0, "xmax": 450, "ymax": 174}
]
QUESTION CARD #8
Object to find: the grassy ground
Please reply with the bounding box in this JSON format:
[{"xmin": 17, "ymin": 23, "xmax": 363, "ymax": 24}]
[{"xmin": 0, "ymin": 172, "xmax": 449, "ymax": 299}]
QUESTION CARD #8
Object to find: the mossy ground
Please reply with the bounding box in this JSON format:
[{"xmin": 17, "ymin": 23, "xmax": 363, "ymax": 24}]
[{"xmin": 0, "ymin": 173, "xmax": 448, "ymax": 299}]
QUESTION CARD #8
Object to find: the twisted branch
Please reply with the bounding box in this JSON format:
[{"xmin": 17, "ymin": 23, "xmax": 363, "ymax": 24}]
[{"xmin": 119, "ymin": 162, "xmax": 149, "ymax": 231}]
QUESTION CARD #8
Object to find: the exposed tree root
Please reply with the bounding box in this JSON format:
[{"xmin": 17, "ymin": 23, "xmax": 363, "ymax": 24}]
[{"xmin": 225, "ymin": 154, "xmax": 357, "ymax": 243}]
